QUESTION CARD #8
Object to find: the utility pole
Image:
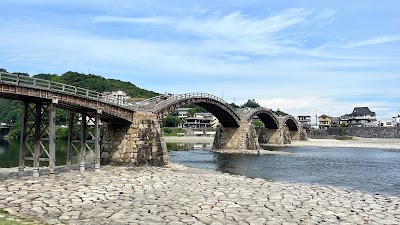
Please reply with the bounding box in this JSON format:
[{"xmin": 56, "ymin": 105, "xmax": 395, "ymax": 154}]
[{"xmin": 315, "ymin": 110, "xmax": 318, "ymax": 129}]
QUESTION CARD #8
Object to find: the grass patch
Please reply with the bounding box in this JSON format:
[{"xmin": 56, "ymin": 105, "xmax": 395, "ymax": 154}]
[
  {"xmin": 335, "ymin": 136, "xmax": 353, "ymax": 140},
  {"xmin": 0, "ymin": 209, "xmax": 41, "ymax": 225},
  {"xmin": 163, "ymin": 127, "xmax": 185, "ymax": 136}
]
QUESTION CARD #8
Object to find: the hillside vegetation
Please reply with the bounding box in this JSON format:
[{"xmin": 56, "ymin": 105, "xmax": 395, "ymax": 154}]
[{"xmin": 0, "ymin": 69, "xmax": 158, "ymax": 138}]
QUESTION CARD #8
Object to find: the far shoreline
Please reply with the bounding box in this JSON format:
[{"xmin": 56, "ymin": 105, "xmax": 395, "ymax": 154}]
[{"xmin": 165, "ymin": 136, "xmax": 400, "ymax": 150}]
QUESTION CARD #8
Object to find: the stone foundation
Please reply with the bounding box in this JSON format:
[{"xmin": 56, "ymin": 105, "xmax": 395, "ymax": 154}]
[
  {"xmin": 259, "ymin": 126, "xmax": 291, "ymax": 145},
  {"xmin": 101, "ymin": 112, "xmax": 168, "ymax": 166},
  {"xmin": 290, "ymin": 129, "xmax": 308, "ymax": 141},
  {"xmin": 213, "ymin": 122, "xmax": 259, "ymax": 150}
]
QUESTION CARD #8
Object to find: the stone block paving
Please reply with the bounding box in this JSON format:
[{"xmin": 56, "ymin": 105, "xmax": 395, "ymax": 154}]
[{"xmin": 0, "ymin": 165, "xmax": 399, "ymax": 225}]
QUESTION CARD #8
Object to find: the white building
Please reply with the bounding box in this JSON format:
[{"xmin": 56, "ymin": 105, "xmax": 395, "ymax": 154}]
[
  {"xmin": 379, "ymin": 118, "xmax": 395, "ymax": 127},
  {"xmin": 393, "ymin": 115, "xmax": 400, "ymax": 127},
  {"xmin": 346, "ymin": 107, "xmax": 378, "ymax": 127},
  {"xmin": 175, "ymin": 108, "xmax": 191, "ymax": 119},
  {"xmin": 297, "ymin": 116, "xmax": 311, "ymax": 125},
  {"xmin": 102, "ymin": 90, "xmax": 130, "ymax": 105}
]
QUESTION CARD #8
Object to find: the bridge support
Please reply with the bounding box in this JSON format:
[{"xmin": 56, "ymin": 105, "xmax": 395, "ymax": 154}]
[
  {"xmin": 213, "ymin": 122, "xmax": 259, "ymax": 150},
  {"xmin": 66, "ymin": 111, "xmax": 101, "ymax": 172},
  {"xmin": 101, "ymin": 112, "xmax": 168, "ymax": 166},
  {"xmin": 258, "ymin": 126, "xmax": 292, "ymax": 145},
  {"xmin": 290, "ymin": 129, "xmax": 308, "ymax": 141},
  {"xmin": 18, "ymin": 101, "xmax": 57, "ymax": 178}
]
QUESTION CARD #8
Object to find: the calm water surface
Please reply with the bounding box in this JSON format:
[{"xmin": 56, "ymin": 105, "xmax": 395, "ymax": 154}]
[
  {"xmin": 1, "ymin": 140, "xmax": 399, "ymax": 196},
  {"xmin": 168, "ymin": 142, "xmax": 400, "ymax": 197}
]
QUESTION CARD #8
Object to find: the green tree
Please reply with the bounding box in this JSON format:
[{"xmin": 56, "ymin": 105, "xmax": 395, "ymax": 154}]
[
  {"xmin": 241, "ymin": 99, "xmax": 260, "ymax": 108},
  {"xmin": 162, "ymin": 115, "xmax": 183, "ymax": 127},
  {"xmin": 229, "ymin": 103, "xmax": 240, "ymax": 109},
  {"xmin": 274, "ymin": 108, "xmax": 287, "ymax": 116},
  {"xmin": 187, "ymin": 108, "xmax": 197, "ymax": 117},
  {"xmin": 252, "ymin": 120, "xmax": 265, "ymax": 128}
]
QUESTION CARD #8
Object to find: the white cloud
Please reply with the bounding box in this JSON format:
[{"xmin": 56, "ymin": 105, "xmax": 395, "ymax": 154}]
[
  {"xmin": 343, "ymin": 35, "xmax": 400, "ymax": 48},
  {"xmin": 93, "ymin": 16, "xmax": 167, "ymax": 24}
]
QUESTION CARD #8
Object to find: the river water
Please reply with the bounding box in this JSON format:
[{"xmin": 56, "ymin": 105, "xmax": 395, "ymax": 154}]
[
  {"xmin": 168, "ymin": 142, "xmax": 400, "ymax": 197},
  {"xmin": 1, "ymin": 140, "xmax": 399, "ymax": 197}
]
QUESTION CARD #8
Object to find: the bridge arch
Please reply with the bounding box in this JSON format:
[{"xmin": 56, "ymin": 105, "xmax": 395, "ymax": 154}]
[
  {"xmin": 136, "ymin": 93, "xmax": 241, "ymax": 128},
  {"xmin": 279, "ymin": 115, "xmax": 299, "ymax": 131},
  {"xmin": 240, "ymin": 107, "xmax": 280, "ymax": 129}
]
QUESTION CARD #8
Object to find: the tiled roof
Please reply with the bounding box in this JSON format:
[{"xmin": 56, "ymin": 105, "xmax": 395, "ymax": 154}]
[{"xmin": 350, "ymin": 107, "xmax": 376, "ymax": 116}]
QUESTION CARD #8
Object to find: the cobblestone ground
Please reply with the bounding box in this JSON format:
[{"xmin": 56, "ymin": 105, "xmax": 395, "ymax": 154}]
[{"xmin": 0, "ymin": 165, "xmax": 399, "ymax": 225}]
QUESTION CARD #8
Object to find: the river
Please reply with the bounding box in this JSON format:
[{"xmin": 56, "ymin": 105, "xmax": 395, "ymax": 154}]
[{"xmin": 1, "ymin": 140, "xmax": 399, "ymax": 197}]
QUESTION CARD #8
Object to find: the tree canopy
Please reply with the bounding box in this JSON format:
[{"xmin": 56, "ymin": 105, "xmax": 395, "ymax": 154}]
[
  {"xmin": 0, "ymin": 68, "xmax": 161, "ymax": 138},
  {"xmin": 241, "ymin": 99, "xmax": 261, "ymax": 108}
]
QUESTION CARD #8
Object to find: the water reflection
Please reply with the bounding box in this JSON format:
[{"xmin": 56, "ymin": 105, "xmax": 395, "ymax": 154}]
[
  {"xmin": 0, "ymin": 139, "xmax": 69, "ymax": 168},
  {"xmin": 166, "ymin": 142, "xmax": 213, "ymax": 151}
]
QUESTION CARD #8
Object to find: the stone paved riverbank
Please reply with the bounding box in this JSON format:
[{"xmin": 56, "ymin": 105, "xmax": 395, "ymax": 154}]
[{"xmin": 0, "ymin": 165, "xmax": 399, "ymax": 225}]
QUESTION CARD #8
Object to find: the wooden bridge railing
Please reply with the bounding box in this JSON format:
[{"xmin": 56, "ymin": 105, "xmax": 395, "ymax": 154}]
[{"xmin": 0, "ymin": 72, "xmax": 136, "ymax": 109}]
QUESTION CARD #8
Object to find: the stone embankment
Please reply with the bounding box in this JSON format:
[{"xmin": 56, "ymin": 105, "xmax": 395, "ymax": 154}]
[
  {"xmin": 311, "ymin": 127, "xmax": 400, "ymax": 139},
  {"xmin": 0, "ymin": 165, "xmax": 399, "ymax": 225}
]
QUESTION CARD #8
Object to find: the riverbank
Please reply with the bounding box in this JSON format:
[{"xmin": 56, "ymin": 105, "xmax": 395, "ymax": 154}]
[
  {"xmin": 165, "ymin": 136, "xmax": 214, "ymax": 143},
  {"xmin": 166, "ymin": 135, "xmax": 400, "ymax": 150},
  {"xmin": 288, "ymin": 137, "xmax": 400, "ymax": 150},
  {"xmin": 0, "ymin": 165, "xmax": 399, "ymax": 224}
]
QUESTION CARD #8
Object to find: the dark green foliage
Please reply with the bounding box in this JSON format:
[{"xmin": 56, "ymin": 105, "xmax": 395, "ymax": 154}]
[
  {"xmin": 229, "ymin": 103, "xmax": 240, "ymax": 109},
  {"xmin": 185, "ymin": 104, "xmax": 208, "ymax": 113},
  {"xmin": 163, "ymin": 115, "xmax": 183, "ymax": 127},
  {"xmin": 0, "ymin": 69, "xmax": 160, "ymax": 139},
  {"xmin": 163, "ymin": 127, "xmax": 184, "ymax": 136},
  {"xmin": 0, "ymin": 99, "xmax": 21, "ymax": 124},
  {"xmin": 274, "ymin": 108, "xmax": 288, "ymax": 116},
  {"xmin": 33, "ymin": 71, "xmax": 158, "ymax": 98},
  {"xmin": 252, "ymin": 120, "xmax": 265, "ymax": 128},
  {"xmin": 187, "ymin": 108, "xmax": 197, "ymax": 117},
  {"xmin": 241, "ymin": 99, "xmax": 260, "ymax": 108}
]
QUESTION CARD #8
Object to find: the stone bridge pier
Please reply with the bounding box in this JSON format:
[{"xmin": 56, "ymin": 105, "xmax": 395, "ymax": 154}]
[
  {"xmin": 258, "ymin": 126, "xmax": 308, "ymax": 145},
  {"xmin": 213, "ymin": 122, "xmax": 260, "ymax": 150},
  {"xmin": 258, "ymin": 126, "xmax": 292, "ymax": 145},
  {"xmin": 101, "ymin": 112, "xmax": 168, "ymax": 166}
]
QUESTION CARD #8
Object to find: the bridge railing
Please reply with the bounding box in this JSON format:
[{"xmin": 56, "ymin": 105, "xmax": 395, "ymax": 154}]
[
  {"xmin": 138, "ymin": 92, "xmax": 236, "ymax": 113},
  {"xmin": 0, "ymin": 72, "xmax": 137, "ymax": 109}
]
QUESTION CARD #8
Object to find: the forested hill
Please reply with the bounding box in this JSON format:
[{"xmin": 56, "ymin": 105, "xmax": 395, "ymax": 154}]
[
  {"xmin": 0, "ymin": 69, "xmax": 159, "ymax": 138},
  {"xmin": 33, "ymin": 71, "xmax": 158, "ymax": 98}
]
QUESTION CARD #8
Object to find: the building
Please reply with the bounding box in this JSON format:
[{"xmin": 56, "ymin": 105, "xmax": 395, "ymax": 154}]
[
  {"xmin": 318, "ymin": 114, "xmax": 332, "ymax": 129},
  {"xmin": 297, "ymin": 116, "xmax": 311, "ymax": 125},
  {"xmin": 331, "ymin": 117, "xmax": 341, "ymax": 127},
  {"xmin": 379, "ymin": 118, "xmax": 395, "ymax": 127},
  {"xmin": 183, "ymin": 112, "xmax": 219, "ymax": 128},
  {"xmin": 393, "ymin": 115, "xmax": 400, "ymax": 127},
  {"xmin": 347, "ymin": 107, "xmax": 377, "ymax": 127},
  {"xmin": 340, "ymin": 114, "xmax": 350, "ymax": 126},
  {"xmin": 102, "ymin": 90, "xmax": 130, "ymax": 105},
  {"xmin": 184, "ymin": 117, "xmax": 212, "ymax": 128},
  {"xmin": 175, "ymin": 108, "xmax": 191, "ymax": 119}
]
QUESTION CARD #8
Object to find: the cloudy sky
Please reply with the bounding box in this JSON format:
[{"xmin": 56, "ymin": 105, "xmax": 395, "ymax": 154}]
[{"xmin": 1, "ymin": 0, "xmax": 399, "ymax": 122}]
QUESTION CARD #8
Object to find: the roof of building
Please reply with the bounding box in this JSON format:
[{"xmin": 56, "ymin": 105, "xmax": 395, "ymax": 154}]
[
  {"xmin": 318, "ymin": 114, "xmax": 331, "ymax": 119},
  {"xmin": 350, "ymin": 107, "xmax": 376, "ymax": 116}
]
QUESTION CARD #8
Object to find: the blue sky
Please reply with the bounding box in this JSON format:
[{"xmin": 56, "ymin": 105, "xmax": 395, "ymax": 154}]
[{"xmin": 1, "ymin": 0, "xmax": 399, "ymax": 122}]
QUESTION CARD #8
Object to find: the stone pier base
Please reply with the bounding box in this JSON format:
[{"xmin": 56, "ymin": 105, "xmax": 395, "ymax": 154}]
[
  {"xmin": 213, "ymin": 122, "xmax": 260, "ymax": 150},
  {"xmin": 101, "ymin": 112, "xmax": 168, "ymax": 166},
  {"xmin": 291, "ymin": 129, "xmax": 308, "ymax": 141},
  {"xmin": 259, "ymin": 126, "xmax": 292, "ymax": 145}
]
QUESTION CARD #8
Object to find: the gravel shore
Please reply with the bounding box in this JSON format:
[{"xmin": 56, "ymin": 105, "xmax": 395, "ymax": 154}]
[
  {"xmin": 288, "ymin": 137, "xmax": 400, "ymax": 150},
  {"xmin": 0, "ymin": 165, "xmax": 399, "ymax": 224},
  {"xmin": 166, "ymin": 136, "xmax": 400, "ymax": 150}
]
